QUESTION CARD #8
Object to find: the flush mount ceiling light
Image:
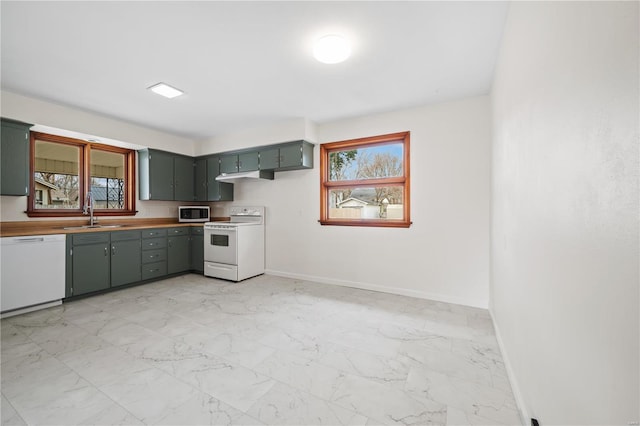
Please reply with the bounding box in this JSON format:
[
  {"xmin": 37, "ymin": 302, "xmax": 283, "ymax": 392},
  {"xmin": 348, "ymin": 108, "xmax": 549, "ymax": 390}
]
[
  {"xmin": 148, "ymin": 82, "xmax": 184, "ymax": 99},
  {"xmin": 313, "ymin": 34, "xmax": 351, "ymax": 64}
]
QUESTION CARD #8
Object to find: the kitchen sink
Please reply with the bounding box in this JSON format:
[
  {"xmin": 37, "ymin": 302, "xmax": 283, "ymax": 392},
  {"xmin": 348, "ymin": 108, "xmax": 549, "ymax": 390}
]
[{"xmin": 62, "ymin": 224, "xmax": 126, "ymax": 230}]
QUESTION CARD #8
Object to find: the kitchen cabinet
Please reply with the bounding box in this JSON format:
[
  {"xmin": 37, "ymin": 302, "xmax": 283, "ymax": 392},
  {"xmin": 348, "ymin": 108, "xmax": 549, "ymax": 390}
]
[
  {"xmin": 220, "ymin": 151, "xmax": 260, "ymax": 174},
  {"xmin": 205, "ymin": 155, "xmax": 234, "ymax": 201},
  {"xmin": 259, "ymin": 140, "xmax": 314, "ymax": 171},
  {"xmin": 174, "ymin": 155, "xmax": 195, "ymax": 201},
  {"xmin": 195, "ymin": 155, "xmax": 233, "ymax": 202},
  {"xmin": 167, "ymin": 227, "xmax": 191, "ymax": 274},
  {"xmin": 110, "ymin": 230, "xmax": 142, "ymax": 287},
  {"xmin": 1, "ymin": 118, "xmax": 32, "ymax": 196},
  {"xmin": 190, "ymin": 227, "xmax": 204, "ymax": 273},
  {"xmin": 68, "ymin": 233, "xmax": 111, "ymax": 297},
  {"xmin": 194, "ymin": 157, "xmax": 208, "ymax": 201},
  {"xmin": 138, "ymin": 148, "xmax": 195, "ymax": 201},
  {"xmin": 62, "ymin": 225, "xmax": 206, "ymax": 300},
  {"xmin": 141, "ymin": 228, "xmax": 167, "ymax": 280}
]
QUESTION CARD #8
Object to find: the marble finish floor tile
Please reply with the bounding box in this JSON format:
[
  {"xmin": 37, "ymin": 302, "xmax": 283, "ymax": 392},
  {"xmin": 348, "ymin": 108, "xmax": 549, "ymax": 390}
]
[{"xmin": 0, "ymin": 273, "xmax": 521, "ymax": 425}]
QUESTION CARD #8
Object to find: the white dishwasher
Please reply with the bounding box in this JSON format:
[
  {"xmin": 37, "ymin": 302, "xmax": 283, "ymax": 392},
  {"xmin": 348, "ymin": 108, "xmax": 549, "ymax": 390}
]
[{"xmin": 1, "ymin": 234, "xmax": 66, "ymax": 315}]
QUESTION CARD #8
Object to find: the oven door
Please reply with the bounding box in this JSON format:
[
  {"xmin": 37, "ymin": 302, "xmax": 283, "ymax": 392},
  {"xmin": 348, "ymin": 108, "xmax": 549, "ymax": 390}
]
[{"xmin": 204, "ymin": 226, "xmax": 237, "ymax": 265}]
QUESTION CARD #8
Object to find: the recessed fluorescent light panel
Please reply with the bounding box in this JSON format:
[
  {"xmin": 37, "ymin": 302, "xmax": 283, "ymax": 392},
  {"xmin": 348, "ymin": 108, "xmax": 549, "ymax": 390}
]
[
  {"xmin": 313, "ymin": 34, "xmax": 351, "ymax": 64},
  {"xmin": 148, "ymin": 82, "xmax": 184, "ymax": 99}
]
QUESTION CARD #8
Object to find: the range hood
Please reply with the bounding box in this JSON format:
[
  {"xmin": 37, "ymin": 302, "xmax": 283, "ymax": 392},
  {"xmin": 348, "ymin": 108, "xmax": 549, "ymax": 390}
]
[{"xmin": 215, "ymin": 170, "xmax": 275, "ymax": 182}]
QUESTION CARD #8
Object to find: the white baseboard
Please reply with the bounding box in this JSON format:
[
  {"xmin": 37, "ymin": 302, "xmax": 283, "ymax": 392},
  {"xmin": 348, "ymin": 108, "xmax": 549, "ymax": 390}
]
[
  {"xmin": 265, "ymin": 269, "xmax": 488, "ymax": 309},
  {"xmin": 489, "ymin": 307, "xmax": 528, "ymax": 426}
]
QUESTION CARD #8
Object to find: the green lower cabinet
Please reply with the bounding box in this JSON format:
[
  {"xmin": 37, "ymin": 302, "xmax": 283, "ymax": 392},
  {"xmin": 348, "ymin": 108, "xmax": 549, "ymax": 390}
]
[
  {"xmin": 111, "ymin": 239, "xmax": 142, "ymax": 287},
  {"xmin": 70, "ymin": 240, "xmax": 110, "ymax": 297},
  {"xmin": 190, "ymin": 228, "xmax": 204, "ymax": 273},
  {"xmin": 65, "ymin": 226, "xmax": 206, "ymax": 299},
  {"xmin": 168, "ymin": 233, "xmax": 191, "ymax": 274}
]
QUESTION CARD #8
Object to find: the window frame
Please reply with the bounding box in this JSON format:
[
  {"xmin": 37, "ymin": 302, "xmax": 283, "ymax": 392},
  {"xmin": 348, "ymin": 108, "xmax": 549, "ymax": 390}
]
[
  {"xmin": 319, "ymin": 131, "xmax": 411, "ymax": 228},
  {"xmin": 27, "ymin": 132, "xmax": 137, "ymax": 217}
]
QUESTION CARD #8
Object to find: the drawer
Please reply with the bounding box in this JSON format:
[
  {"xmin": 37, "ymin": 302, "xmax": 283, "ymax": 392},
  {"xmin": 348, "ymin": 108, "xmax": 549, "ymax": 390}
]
[
  {"xmin": 190, "ymin": 227, "xmax": 204, "ymax": 236},
  {"xmin": 141, "ymin": 237, "xmax": 167, "ymax": 250},
  {"xmin": 142, "ymin": 248, "xmax": 167, "ymax": 264},
  {"xmin": 72, "ymin": 232, "xmax": 109, "ymax": 245},
  {"xmin": 110, "ymin": 230, "xmax": 141, "ymax": 241},
  {"xmin": 167, "ymin": 227, "xmax": 189, "ymax": 236},
  {"xmin": 142, "ymin": 261, "xmax": 167, "ymax": 280},
  {"xmin": 141, "ymin": 229, "xmax": 167, "ymax": 238}
]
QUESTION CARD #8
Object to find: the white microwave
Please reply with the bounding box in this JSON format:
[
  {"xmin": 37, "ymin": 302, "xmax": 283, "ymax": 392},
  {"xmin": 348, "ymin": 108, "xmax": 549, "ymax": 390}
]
[{"xmin": 178, "ymin": 206, "xmax": 210, "ymax": 222}]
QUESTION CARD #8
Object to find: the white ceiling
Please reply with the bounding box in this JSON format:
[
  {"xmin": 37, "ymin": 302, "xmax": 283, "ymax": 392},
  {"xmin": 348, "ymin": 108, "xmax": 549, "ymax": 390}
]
[{"xmin": 1, "ymin": 1, "xmax": 508, "ymax": 141}]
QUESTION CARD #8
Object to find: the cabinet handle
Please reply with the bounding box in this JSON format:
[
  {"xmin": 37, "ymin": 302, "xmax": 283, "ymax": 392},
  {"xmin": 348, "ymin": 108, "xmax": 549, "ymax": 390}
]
[
  {"xmin": 168, "ymin": 240, "xmax": 172, "ymax": 248},
  {"xmin": 104, "ymin": 247, "xmax": 108, "ymax": 256},
  {"xmin": 112, "ymin": 246, "xmax": 116, "ymax": 255}
]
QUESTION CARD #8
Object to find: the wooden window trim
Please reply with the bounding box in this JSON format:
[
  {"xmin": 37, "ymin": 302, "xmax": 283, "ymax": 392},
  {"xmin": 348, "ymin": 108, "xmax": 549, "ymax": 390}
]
[
  {"xmin": 27, "ymin": 132, "xmax": 137, "ymax": 217},
  {"xmin": 319, "ymin": 131, "xmax": 411, "ymax": 228}
]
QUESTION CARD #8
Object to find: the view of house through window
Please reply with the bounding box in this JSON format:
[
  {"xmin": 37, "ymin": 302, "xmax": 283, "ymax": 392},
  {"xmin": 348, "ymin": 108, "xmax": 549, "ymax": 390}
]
[
  {"xmin": 320, "ymin": 132, "xmax": 411, "ymax": 227},
  {"xmin": 34, "ymin": 140, "xmax": 80, "ymax": 209},
  {"xmin": 29, "ymin": 132, "xmax": 136, "ymax": 216},
  {"xmin": 89, "ymin": 149, "xmax": 126, "ymax": 209}
]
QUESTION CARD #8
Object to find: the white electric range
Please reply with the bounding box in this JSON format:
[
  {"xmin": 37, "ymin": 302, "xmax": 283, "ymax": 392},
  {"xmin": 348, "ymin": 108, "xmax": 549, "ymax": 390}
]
[{"xmin": 203, "ymin": 206, "xmax": 265, "ymax": 282}]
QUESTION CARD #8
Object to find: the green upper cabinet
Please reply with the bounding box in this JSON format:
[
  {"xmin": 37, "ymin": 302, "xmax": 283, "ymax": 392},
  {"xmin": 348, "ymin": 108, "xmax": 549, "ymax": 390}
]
[
  {"xmin": 258, "ymin": 141, "xmax": 314, "ymax": 171},
  {"xmin": 200, "ymin": 155, "xmax": 233, "ymax": 202},
  {"xmin": 220, "ymin": 151, "xmax": 260, "ymax": 174},
  {"xmin": 139, "ymin": 149, "xmax": 195, "ymax": 201},
  {"xmin": 174, "ymin": 155, "xmax": 195, "ymax": 201},
  {"xmin": 194, "ymin": 157, "xmax": 208, "ymax": 202},
  {"xmin": 1, "ymin": 118, "xmax": 32, "ymax": 196},
  {"xmin": 259, "ymin": 146, "xmax": 280, "ymax": 170}
]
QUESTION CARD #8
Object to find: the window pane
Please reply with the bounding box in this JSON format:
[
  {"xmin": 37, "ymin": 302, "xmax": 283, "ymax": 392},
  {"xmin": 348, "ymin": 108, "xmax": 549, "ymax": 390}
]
[
  {"xmin": 34, "ymin": 140, "xmax": 80, "ymax": 209},
  {"xmin": 329, "ymin": 143, "xmax": 403, "ymax": 181},
  {"xmin": 90, "ymin": 149, "xmax": 126, "ymax": 209},
  {"xmin": 328, "ymin": 186, "xmax": 404, "ymax": 220}
]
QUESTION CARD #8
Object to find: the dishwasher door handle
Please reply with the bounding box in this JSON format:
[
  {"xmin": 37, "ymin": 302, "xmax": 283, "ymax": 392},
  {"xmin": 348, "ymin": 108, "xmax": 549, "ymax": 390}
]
[{"xmin": 14, "ymin": 237, "xmax": 45, "ymax": 243}]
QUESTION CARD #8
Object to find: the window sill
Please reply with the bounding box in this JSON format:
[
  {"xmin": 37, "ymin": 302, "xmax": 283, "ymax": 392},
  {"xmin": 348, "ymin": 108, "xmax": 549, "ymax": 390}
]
[
  {"xmin": 318, "ymin": 219, "xmax": 411, "ymax": 228},
  {"xmin": 26, "ymin": 210, "xmax": 138, "ymax": 218}
]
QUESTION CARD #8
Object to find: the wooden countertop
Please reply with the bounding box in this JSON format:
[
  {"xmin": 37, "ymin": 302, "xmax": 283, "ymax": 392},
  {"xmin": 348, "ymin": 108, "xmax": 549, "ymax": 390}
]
[{"xmin": 0, "ymin": 217, "xmax": 229, "ymax": 237}]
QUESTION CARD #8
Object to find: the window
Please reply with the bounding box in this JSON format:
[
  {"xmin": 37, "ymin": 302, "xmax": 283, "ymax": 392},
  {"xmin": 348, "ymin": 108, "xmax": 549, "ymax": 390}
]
[
  {"xmin": 27, "ymin": 132, "xmax": 136, "ymax": 217},
  {"xmin": 320, "ymin": 131, "xmax": 411, "ymax": 227}
]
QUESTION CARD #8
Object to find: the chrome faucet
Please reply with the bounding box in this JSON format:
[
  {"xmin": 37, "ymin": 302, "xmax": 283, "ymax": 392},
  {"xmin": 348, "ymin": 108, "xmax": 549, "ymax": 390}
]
[{"xmin": 83, "ymin": 191, "xmax": 97, "ymax": 226}]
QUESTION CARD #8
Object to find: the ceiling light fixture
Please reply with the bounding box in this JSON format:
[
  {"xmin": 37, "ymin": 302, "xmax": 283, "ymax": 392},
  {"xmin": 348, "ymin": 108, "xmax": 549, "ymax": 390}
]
[
  {"xmin": 148, "ymin": 82, "xmax": 184, "ymax": 99},
  {"xmin": 313, "ymin": 34, "xmax": 351, "ymax": 64}
]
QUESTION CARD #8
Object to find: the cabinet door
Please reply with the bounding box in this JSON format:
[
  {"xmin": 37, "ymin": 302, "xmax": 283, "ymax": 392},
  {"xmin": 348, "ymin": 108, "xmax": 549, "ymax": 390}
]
[
  {"xmin": 207, "ymin": 156, "xmax": 234, "ymax": 201},
  {"xmin": 174, "ymin": 155, "xmax": 195, "ymax": 201},
  {"xmin": 72, "ymin": 243, "xmax": 110, "ymax": 296},
  {"xmin": 194, "ymin": 158, "xmax": 208, "ymax": 202},
  {"xmin": 111, "ymin": 239, "xmax": 141, "ymax": 287},
  {"xmin": 168, "ymin": 235, "xmax": 191, "ymax": 274},
  {"xmin": 148, "ymin": 150, "xmax": 174, "ymax": 200},
  {"xmin": 1, "ymin": 119, "xmax": 31, "ymax": 196},
  {"xmin": 238, "ymin": 152, "xmax": 259, "ymax": 172},
  {"xmin": 220, "ymin": 155, "xmax": 238, "ymax": 174},
  {"xmin": 190, "ymin": 228, "xmax": 204, "ymax": 273},
  {"xmin": 259, "ymin": 147, "xmax": 280, "ymax": 170},
  {"xmin": 279, "ymin": 144, "xmax": 304, "ymax": 169}
]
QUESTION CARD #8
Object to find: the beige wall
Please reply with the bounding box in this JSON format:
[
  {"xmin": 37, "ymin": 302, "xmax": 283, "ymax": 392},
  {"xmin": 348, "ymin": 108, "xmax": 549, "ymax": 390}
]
[
  {"xmin": 224, "ymin": 96, "xmax": 492, "ymax": 308},
  {"xmin": 490, "ymin": 2, "xmax": 639, "ymax": 423}
]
